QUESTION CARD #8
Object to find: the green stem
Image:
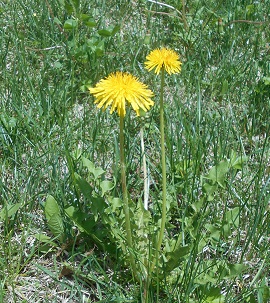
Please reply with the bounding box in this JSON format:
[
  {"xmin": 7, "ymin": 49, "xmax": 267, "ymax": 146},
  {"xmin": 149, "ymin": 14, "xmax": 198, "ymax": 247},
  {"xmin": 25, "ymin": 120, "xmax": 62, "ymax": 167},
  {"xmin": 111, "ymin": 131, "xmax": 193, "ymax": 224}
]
[
  {"xmin": 119, "ymin": 116, "xmax": 138, "ymax": 280},
  {"xmin": 156, "ymin": 67, "xmax": 167, "ymax": 255}
]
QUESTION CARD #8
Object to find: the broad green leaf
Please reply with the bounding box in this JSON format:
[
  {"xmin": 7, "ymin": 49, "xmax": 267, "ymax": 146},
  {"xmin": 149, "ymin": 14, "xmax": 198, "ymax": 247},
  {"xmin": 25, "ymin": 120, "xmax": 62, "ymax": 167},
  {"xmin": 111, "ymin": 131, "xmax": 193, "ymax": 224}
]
[
  {"xmin": 34, "ymin": 234, "xmax": 58, "ymax": 253},
  {"xmin": 248, "ymin": 293, "xmax": 257, "ymax": 303},
  {"xmin": 259, "ymin": 277, "xmax": 270, "ymax": 303},
  {"xmin": 100, "ymin": 180, "xmax": 114, "ymax": 196},
  {"xmin": 98, "ymin": 29, "xmax": 112, "ymax": 37},
  {"xmin": 98, "ymin": 25, "xmax": 120, "ymax": 37},
  {"xmin": 37, "ymin": 244, "xmax": 55, "ymax": 254},
  {"xmin": 204, "ymin": 287, "xmax": 223, "ymax": 298},
  {"xmin": 198, "ymin": 238, "xmax": 207, "ymax": 253},
  {"xmin": 204, "ymin": 296, "xmax": 225, "ymax": 303},
  {"xmin": 44, "ymin": 195, "xmax": 64, "ymax": 241},
  {"xmin": 45, "ymin": 195, "xmax": 60, "ymax": 220},
  {"xmin": 111, "ymin": 24, "xmax": 121, "ymax": 35},
  {"xmin": 225, "ymin": 207, "xmax": 240, "ymax": 227},
  {"xmin": 34, "ymin": 233, "xmax": 53, "ymax": 243},
  {"xmin": 230, "ymin": 151, "xmax": 248, "ymax": 170},
  {"xmin": 80, "ymin": 14, "xmax": 96, "ymax": 27},
  {"xmin": 191, "ymin": 197, "xmax": 204, "ymax": 212},
  {"xmin": 48, "ymin": 214, "xmax": 64, "ymax": 239},
  {"xmin": 64, "ymin": 0, "xmax": 80, "ymax": 14},
  {"xmin": 227, "ymin": 263, "xmax": 247, "ymax": 278},
  {"xmin": 82, "ymin": 156, "xmax": 95, "ymax": 171},
  {"xmin": 91, "ymin": 196, "xmax": 107, "ymax": 220},
  {"xmin": 84, "ymin": 19, "xmax": 97, "ymax": 27},
  {"xmin": 165, "ymin": 244, "xmax": 191, "ymax": 273},
  {"xmin": 0, "ymin": 203, "xmax": 21, "ymax": 220},
  {"xmin": 219, "ymin": 262, "xmax": 247, "ymax": 279},
  {"xmin": 202, "ymin": 183, "xmax": 217, "ymax": 201},
  {"xmin": 65, "ymin": 206, "xmax": 105, "ymax": 248},
  {"xmin": 109, "ymin": 197, "xmax": 122, "ymax": 212},
  {"xmin": 263, "ymin": 76, "xmax": 270, "ymax": 85},
  {"xmin": 222, "ymin": 223, "xmax": 231, "ymax": 238},
  {"xmin": 95, "ymin": 40, "xmax": 105, "ymax": 57},
  {"xmin": 65, "ymin": 206, "xmax": 93, "ymax": 234},
  {"xmin": 205, "ymin": 161, "xmax": 229, "ymax": 188},
  {"xmin": 205, "ymin": 223, "xmax": 221, "ymax": 241},
  {"xmin": 74, "ymin": 173, "xmax": 93, "ymax": 200},
  {"xmin": 82, "ymin": 156, "xmax": 105, "ymax": 179},
  {"xmin": 63, "ymin": 19, "xmax": 78, "ymax": 30}
]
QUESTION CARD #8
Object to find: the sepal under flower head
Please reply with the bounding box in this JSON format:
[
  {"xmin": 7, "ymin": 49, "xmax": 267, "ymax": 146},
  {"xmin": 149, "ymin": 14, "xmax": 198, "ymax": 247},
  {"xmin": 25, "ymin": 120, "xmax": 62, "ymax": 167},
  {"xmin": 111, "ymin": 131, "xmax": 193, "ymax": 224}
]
[
  {"xmin": 89, "ymin": 72, "xmax": 154, "ymax": 117},
  {"xmin": 145, "ymin": 48, "xmax": 182, "ymax": 75}
]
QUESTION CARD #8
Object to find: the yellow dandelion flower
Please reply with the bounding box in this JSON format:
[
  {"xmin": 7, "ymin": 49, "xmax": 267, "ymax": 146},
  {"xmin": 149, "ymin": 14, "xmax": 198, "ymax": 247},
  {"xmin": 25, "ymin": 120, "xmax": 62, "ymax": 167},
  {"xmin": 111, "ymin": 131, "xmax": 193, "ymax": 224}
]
[
  {"xmin": 145, "ymin": 47, "xmax": 182, "ymax": 75},
  {"xmin": 89, "ymin": 72, "xmax": 154, "ymax": 117}
]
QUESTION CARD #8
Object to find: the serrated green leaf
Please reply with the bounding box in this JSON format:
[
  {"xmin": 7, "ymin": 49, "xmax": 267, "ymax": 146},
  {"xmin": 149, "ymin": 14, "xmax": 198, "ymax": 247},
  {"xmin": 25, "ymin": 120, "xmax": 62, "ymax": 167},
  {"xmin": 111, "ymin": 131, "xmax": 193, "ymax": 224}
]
[{"xmin": 165, "ymin": 244, "xmax": 191, "ymax": 273}]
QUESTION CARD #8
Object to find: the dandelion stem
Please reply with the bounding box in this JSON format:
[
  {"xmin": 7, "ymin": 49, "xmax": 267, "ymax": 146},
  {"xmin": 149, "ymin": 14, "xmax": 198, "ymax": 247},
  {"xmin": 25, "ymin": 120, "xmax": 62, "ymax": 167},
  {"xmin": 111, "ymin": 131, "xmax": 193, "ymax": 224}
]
[
  {"xmin": 141, "ymin": 127, "xmax": 149, "ymax": 210},
  {"xmin": 156, "ymin": 67, "xmax": 167, "ymax": 255},
  {"xmin": 119, "ymin": 116, "xmax": 138, "ymax": 280}
]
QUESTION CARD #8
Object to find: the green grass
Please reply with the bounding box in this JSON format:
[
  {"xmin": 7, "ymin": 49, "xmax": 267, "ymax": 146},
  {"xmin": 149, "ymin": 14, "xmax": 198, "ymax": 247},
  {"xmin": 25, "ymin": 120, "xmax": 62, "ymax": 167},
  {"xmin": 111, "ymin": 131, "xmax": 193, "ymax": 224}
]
[{"xmin": 0, "ymin": 0, "xmax": 269, "ymax": 302}]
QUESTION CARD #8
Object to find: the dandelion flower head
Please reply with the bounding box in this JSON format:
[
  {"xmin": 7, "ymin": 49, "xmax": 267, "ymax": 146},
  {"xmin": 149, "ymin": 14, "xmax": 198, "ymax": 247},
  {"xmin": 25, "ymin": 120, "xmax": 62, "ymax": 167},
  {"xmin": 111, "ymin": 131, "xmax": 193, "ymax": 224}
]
[
  {"xmin": 145, "ymin": 47, "xmax": 182, "ymax": 75},
  {"xmin": 89, "ymin": 72, "xmax": 154, "ymax": 117}
]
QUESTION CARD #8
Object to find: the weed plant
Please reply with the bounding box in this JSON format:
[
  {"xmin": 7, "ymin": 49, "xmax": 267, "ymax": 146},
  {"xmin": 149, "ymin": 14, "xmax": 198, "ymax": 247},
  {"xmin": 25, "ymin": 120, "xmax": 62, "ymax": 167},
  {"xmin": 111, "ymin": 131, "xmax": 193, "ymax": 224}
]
[{"xmin": 0, "ymin": 0, "xmax": 269, "ymax": 302}]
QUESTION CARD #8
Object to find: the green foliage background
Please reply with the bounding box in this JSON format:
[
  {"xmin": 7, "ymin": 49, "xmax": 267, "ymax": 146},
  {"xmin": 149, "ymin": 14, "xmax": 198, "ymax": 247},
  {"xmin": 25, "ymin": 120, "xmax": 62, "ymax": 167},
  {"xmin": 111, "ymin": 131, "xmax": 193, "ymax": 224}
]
[{"xmin": 0, "ymin": 0, "xmax": 269, "ymax": 302}]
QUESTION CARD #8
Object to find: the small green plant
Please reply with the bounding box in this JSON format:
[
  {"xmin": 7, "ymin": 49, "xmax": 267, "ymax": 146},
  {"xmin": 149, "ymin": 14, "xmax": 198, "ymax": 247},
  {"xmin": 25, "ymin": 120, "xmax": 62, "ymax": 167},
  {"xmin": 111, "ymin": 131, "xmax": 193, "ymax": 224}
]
[
  {"xmin": 42, "ymin": 48, "xmax": 254, "ymax": 302},
  {"xmin": 1, "ymin": 0, "xmax": 269, "ymax": 302}
]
